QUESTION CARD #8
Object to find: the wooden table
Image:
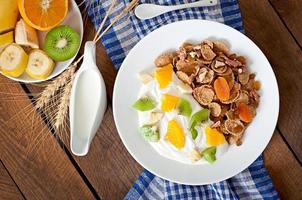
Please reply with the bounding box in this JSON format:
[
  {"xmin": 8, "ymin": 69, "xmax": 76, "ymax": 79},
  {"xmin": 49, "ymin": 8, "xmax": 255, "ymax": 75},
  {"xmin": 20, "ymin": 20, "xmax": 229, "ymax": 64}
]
[{"xmin": 1, "ymin": 1, "xmax": 302, "ymax": 199}]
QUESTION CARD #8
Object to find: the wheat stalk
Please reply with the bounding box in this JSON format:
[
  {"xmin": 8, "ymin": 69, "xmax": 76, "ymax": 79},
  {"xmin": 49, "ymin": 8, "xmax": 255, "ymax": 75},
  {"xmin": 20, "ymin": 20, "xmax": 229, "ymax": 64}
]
[{"xmin": 35, "ymin": 65, "xmax": 76, "ymax": 109}]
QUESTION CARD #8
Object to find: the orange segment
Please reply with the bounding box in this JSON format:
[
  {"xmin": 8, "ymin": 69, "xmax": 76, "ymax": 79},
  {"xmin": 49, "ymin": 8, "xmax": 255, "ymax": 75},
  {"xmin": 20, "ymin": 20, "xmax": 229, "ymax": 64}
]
[
  {"xmin": 161, "ymin": 94, "xmax": 179, "ymax": 112},
  {"xmin": 154, "ymin": 64, "xmax": 173, "ymax": 89},
  {"xmin": 214, "ymin": 77, "xmax": 230, "ymax": 101},
  {"xmin": 205, "ymin": 127, "xmax": 226, "ymax": 146},
  {"xmin": 18, "ymin": 0, "xmax": 68, "ymax": 31},
  {"xmin": 165, "ymin": 119, "xmax": 185, "ymax": 149}
]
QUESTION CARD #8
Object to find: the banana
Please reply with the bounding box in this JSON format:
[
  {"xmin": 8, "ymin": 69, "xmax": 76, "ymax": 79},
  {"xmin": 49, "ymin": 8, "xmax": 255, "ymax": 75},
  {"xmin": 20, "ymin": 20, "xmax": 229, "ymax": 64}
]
[
  {"xmin": 0, "ymin": 43, "xmax": 28, "ymax": 77},
  {"xmin": 26, "ymin": 49, "xmax": 54, "ymax": 80},
  {"xmin": 15, "ymin": 19, "xmax": 39, "ymax": 49},
  {"xmin": 0, "ymin": 31, "xmax": 14, "ymax": 53},
  {"xmin": 0, "ymin": 0, "xmax": 19, "ymax": 34}
]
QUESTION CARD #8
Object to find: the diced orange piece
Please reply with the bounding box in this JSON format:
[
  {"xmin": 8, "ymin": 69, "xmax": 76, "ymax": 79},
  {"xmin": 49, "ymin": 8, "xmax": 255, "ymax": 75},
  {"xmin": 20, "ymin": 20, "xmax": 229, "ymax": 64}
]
[
  {"xmin": 154, "ymin": 64, "xmax": 173, "ymax": 89},
  {"xmin": 237, "ymin": 103, "xmax": 254, "ymax": 123},
  {"xmin": 165, "ymin": 119, "xmax": 185, "ymax": 149},
  {"xmin": 214, "ymin": 77, "xmax": 230, "ymax": 101},
  {"xmin": 205, "ymin": 127, "xmax": 226, "ymax": 146},
  {"xmin": 161, "ymin": 94, "xmax": 179, "ymax": 112}
]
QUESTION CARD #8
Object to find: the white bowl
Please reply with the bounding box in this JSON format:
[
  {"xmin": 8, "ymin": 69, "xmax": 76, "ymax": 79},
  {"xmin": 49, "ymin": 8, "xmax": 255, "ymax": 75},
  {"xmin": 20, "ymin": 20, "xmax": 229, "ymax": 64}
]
[
  {"xmin": 1, "ymin": 0, "xmax": 83, "ymax": 83},
  {"xmin": 113, "ymin": 20, "xmax": 279, "ymax": 185}
]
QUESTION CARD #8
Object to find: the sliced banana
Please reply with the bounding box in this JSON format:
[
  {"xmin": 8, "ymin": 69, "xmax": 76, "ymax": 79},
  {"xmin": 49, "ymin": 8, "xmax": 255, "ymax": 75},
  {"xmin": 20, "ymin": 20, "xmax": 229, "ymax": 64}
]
[
  {"xmin": 144, "ymin": 111, "xmax": 164, "ymax": 126},
  {"xmin": 177, "ymin": 82, "xmax": 193, "ymax": 94},
  {"xmin": 137, "ymin": 72, "xmax": 153, "ymax": 84},
  {"xmin": 15, "ymin": 19, "xmax": 39, "ymax": 49},
  {"xmin": 26, "ymin": 49, "xmax": 54, "ymax": 80},
  {"xmin": 0, "ymin": 43, "xmax": 28, "ymax": 77}
]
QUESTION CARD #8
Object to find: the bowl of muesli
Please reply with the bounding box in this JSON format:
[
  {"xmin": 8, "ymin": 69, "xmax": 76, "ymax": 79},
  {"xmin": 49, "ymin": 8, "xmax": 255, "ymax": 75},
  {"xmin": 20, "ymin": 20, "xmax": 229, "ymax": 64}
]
[{"xmin": 113, "ymin": 20, "xmax": 279, "ymax": 185}]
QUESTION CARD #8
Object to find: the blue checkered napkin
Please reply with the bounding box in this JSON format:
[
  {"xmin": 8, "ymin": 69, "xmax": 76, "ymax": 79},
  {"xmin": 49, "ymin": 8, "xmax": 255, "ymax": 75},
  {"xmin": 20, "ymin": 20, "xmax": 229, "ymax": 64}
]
[{"xmin": 87, "ymin": 0, "xmax": 279, "ymax": 199}]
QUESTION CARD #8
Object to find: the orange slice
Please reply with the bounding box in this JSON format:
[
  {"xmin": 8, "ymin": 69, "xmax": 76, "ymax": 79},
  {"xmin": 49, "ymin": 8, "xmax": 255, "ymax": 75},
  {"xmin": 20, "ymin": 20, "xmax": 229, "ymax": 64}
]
[
  {"xmin": 161, "ymin": 94, "xmax": 179, "ymax": 112},
  {"xmin": 205, "ymin": 127, "xmax": 226, "ymax": 146},
  {"xmin": 154, "ymin": 64, "xmax": 173, "ymax": 89},
  {"xmin": 18, "ymin": 0, "xmax": 68, "ymax": 31},
  {"xmin": 165, "ymin": 119, "xmax": 185, "ymax": 149}
]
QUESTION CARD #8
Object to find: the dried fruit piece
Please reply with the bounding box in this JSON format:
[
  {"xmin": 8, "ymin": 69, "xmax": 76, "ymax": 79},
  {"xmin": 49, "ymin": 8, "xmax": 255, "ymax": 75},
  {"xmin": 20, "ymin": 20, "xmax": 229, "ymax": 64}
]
[
  {"xmin": 132, "ymin": 96, "xmax": 156, "ymax": 111},
  {"xmin": 165, "ymin": 119, "xmax": 185, "ymax": 149},
  {"xmin": 205, "ymin": 127, "xmax": 226, "ymax": 146},
  {"xmin": 155, "ymin": 52, "xmax": 174, "ymax": 67},
  {"xmin": 154, "ymin": 64, "xmax": 173, "ymax": 89},
  {"xmin": 214, "ymin": 77, "xmax": 230, "ymax": 101},
  {"xmin": 193, "ymin": 85, "xmax": 215, "ymax": 105},
  {"xmin": 139, "ymin": 125, "xmax": 159, "ymax": 142},
  {"xmin": 221, "ymin": 83, "xmax": 240, "ymax": 104},
  {"xmin": 177, "ymin": 98, "xmax": 192, "ymax": 117},
  {"xmin": 253, "ymin": 80, "xmax": 261, "ymax": 90},
  {"xmin": 237, "ymin": 103, "xmax": 255, "ymax": 123},
  {"xmin": 201, "ymin": 146, "xmax": 216, "ymax": 164},
  {"xmin": 161, "ymin": 94, "xmax": 179, "ymax": 112}
]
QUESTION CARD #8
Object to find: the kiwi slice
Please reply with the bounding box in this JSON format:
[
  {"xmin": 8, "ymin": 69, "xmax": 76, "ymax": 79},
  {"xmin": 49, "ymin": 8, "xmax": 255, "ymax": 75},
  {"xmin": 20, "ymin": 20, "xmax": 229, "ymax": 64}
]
[
  {"xmin": 139, "ymin": 125, "xmax": 159, "ymax": 142},
  {"xmin": 44, "ymin": 25, "xmax": 80, "ymax": 61},
  {"xmin": 132, "ymin": 96, "xmax": 156, "ymax": 111},
  {"xmin": 177, "ymin": 98, "xmax": 192, "ymax": 117},
  {"xmin": 201, "ymin": 146, "xmax": 217, "ymax": 164}
]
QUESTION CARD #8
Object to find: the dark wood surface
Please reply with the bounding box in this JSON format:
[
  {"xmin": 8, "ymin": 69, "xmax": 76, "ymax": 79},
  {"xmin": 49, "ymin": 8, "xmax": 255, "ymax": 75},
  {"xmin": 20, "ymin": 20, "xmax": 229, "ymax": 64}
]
[{"xmin": 1, "ymin": 0, "xmax": 302, "ymax": 199}]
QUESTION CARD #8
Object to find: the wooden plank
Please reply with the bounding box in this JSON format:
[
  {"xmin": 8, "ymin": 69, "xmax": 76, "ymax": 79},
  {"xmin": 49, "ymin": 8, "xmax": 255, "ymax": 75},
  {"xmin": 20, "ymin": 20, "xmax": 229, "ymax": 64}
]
[
  {"xmin": 238, "ymin": 0, "xmax": 302, "ymax": 162},
  {"xmin": 0, "ymin": 161, "xmax": 24, "ymax": 200},
  {"xmin": 0, "ymin": 77, "xmax": 95, "ymax": 199},
  {"xmin": 264, "ymin": 131, "xmax": 302, "ymax": 199},
  {"xmin": 270, "ymin": 0, "xmax": 302, "ymax": 47}
]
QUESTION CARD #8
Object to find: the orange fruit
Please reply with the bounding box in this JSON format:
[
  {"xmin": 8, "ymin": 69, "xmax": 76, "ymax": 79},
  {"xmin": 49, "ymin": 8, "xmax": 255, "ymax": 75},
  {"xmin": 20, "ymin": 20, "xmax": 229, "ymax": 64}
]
[
  {"xmin": 154, "ymin": 64, "xmax": 173, "ymax": 89},
  {"xmin": 165, "ymin": 119, "xmax": 185, "ymax": 149},
  {"xmin": 161, "ymin": 94, "xmax": 179, "ymax": 112},
  {"xmin": 18, "ymin": 0, "xmax": 68, "ymax": 31},
  {"xmin": 205, "ymin": 127, "xmax": 226, "ymax": 146}
]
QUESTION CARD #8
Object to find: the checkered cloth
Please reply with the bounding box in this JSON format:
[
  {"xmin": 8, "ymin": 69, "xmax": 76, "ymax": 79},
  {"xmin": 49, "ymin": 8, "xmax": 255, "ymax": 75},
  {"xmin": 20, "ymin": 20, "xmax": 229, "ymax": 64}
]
[{"xmin": 87, "ymin": 0, "xmax": 279, "ymax": 199}]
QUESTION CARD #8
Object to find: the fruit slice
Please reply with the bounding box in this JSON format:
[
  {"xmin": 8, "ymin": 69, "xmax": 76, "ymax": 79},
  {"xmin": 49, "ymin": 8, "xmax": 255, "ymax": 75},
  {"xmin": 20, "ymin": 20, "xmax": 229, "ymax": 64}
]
[
  {"xmin": 0, "ymin": 31, "xmax": 14, "ymax": 53},
  {"xmin": 15, "ymin": 19, "xmax": 39, "ymax": 49},
  {"xmin": 25, "ymin": 49, "xmax": 55, "ymax": 80},
  {"xmin": 139, "ymin": 125, "xmax": 159, "ymax": 142},
  {"xmin": 137, "ymin": 72, "xmax": 153, "ymax": 84},
  {"xmin": 18, "ymin": 0, "xmax": 68, "ymax": 31},
  {"xmin": 214, "ymin": 77, "xmax": 230, "ymax": 101},
  {"xmin": 189, "ymin": 109, "xmax": 210, "ymax": 129},
  {"xmin": 0, "ymin": 0, "xmax": 19, "ymax": 34},
  {"xmin": 177, "ymin": 98, "xmax": 192, "ymax": 117},
  {"xmin": 0, "ymin": 43, "xmax": 28, "ymax": 77},
  {"xmin": 205, "ymin": 127, "xmax": 226, "ymax": 146},
  {"xmin": 154, "ymin": 64, "xmax": 173, "ymax": 89},
  {"xmin": 144, "ymin": 112, "xmax": 164, "ymax": 126},
  {"xmin": 132, "ymin": 96, "xmax": 156, "ymax": 111},
  {"xmin": 161, "ymin": 94, "xmax": 179, "ymax": 112},
  {"xmin": 201, "ymin": 146, "xmax": 216, "ymax": 164},
  {"xmin": 165, "ymin": 119, "xmax": 185, "ymax": 149},
  {"xmin": 44, "ymin": 25, "xmax": 81, "ymax": 61}
]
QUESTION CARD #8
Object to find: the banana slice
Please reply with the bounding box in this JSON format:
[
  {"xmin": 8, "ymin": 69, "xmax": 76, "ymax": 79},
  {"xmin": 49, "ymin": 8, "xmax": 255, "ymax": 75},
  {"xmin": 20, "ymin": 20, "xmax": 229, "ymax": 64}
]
[
  {"xmin": 15, "ymin": 19, "xmax": 39, "ymax": 49},
  {"xmin": 0, "ymin": 31, "xmax": 14, "ymax": 53},
  {"xmin": 26, "ymin": 49, "xmax": 55, "ymax": 80},
  {"xmin": 0, "ymin": 43, "xmax": 28, "ymax": 77}
]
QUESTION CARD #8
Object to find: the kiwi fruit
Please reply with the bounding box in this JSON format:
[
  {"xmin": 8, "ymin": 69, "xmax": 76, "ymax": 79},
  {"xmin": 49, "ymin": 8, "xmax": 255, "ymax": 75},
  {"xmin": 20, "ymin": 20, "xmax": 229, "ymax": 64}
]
[
  {"xmin": 177, "ymin": 98, "xmax": 192, "ymax": 117},
  {"xmin": 139, "ymin": 125, "xmax": 159, "ymax": 142},
  {"xmin": 44, "ymin": 25, "xmax": 80, "ymax": 61},
  {"xmin": 132, "ymin": 96, "xmax": 156, "ymax": 111}
]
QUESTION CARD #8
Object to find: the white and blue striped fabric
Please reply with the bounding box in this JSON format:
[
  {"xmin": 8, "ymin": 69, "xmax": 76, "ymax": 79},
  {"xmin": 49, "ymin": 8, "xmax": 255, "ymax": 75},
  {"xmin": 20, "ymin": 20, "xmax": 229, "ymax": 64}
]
[{"xmin": 87, "ymin": 0, "xmax": 279, "ymax": 199}]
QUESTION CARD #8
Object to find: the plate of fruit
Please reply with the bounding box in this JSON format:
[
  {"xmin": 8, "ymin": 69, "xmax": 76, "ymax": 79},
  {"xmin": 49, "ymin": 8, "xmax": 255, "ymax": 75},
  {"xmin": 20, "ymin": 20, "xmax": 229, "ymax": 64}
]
[
  {"xmin": 0, "ymin": 0, "xmax": 83, "ymax": 83},
  {"xmin": 113, "ymin": 20, "xmax": 279, "ymax": 185}
]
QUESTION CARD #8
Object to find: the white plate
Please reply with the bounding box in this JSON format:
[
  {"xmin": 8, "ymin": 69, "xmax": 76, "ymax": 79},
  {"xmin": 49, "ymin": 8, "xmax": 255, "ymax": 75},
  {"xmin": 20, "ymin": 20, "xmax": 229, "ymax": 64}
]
[
  {"xmin": 113, "ymin": 20, "xmax": 279, "ymax": 185},
  {"xmin": 1, "ymin": 0, "xmax": 83, "ymax": 83}
]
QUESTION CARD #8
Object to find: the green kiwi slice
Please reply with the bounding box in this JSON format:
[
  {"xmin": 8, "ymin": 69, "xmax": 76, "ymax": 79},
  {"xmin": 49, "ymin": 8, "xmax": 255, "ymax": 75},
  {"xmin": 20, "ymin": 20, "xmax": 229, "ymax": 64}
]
[{"xmin": 44, "ymin": 25, "xmax": 80, "ymax": 61}]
